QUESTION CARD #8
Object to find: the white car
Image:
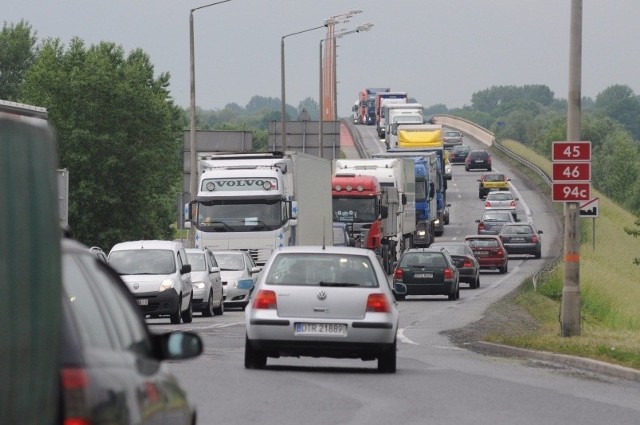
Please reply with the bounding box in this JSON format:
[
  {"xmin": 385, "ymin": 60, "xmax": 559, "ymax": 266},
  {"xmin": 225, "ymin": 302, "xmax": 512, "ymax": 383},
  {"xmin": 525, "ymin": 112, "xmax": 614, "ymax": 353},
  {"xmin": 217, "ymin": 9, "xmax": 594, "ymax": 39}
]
[
  {"xmin": 244, "ymin": 246, "xmax": 406, "ymax": 372},
  {"xmin": 108, "ymin": 240, "xmax": 193, "ymax": 324},
  {"xmin": 212, "ymin": 250, "xmax": 261, "ymax": 310},
  {"xmin": 484, "ymin": 191, "xmax": 519, "ymax": 220},
  {"xmin": 186, "ymin": 248, "xmax": 224, "ymax": 316}
]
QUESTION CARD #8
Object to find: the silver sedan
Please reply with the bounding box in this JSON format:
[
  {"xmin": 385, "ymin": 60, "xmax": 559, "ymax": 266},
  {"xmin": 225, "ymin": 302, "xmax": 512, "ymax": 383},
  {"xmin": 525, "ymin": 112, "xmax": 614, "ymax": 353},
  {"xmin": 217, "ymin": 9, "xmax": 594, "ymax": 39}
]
[{"xmin": 244, "ymin": 246, "xmax": 403, "ymax": 373}]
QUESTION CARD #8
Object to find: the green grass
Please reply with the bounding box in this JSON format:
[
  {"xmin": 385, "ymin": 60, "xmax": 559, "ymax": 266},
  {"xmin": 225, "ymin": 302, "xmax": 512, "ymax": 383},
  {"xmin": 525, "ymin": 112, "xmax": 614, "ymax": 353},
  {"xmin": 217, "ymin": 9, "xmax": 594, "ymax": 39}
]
[{"xmin": 485, "ymin": 140, "xmax": 640, "ymax": 370}]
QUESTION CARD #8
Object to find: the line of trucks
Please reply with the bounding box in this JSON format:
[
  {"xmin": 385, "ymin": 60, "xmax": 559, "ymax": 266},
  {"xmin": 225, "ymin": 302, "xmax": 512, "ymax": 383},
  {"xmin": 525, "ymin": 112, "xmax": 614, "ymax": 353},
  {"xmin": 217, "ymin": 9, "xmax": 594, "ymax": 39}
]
[{"xmin": 188, "ymin": 118, "xmax": 449, "ymax": 273}]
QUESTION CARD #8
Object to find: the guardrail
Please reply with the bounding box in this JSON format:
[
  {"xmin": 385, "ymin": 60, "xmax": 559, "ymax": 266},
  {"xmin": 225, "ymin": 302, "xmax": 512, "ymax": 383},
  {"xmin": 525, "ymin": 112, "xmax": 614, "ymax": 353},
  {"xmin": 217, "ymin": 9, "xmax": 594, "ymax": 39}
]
[{"xmin": 434, "ymin": 114, "xmax": 495, "ymax": 146}]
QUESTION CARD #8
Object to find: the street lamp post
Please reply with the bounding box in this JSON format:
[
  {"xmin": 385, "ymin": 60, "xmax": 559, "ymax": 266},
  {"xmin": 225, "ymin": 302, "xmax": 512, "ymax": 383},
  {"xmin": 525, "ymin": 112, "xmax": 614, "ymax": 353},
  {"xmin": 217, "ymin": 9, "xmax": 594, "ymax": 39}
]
[
  {"xmin": 280, "ymin": 10, "xmax": 362, "ymax": 152},
  {"xmin": 189, "ymin": 0, "xmax": 232, "ymax": 246},
  {"xmin": 319, "ymin": 23, "xmax": 373, "ymax": 158}
]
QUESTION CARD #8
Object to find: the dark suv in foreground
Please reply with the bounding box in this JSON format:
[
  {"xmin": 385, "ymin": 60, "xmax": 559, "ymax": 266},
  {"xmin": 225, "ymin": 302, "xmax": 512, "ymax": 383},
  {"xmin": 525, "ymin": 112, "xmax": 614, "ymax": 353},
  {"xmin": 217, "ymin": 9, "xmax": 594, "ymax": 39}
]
[
  {"xmin": 465, "ymin": 149, "xmax": 492, "ymax": 171},
  {"xmin": 59, "ymin": 238, "xmax": 202, "ymax": 424}
]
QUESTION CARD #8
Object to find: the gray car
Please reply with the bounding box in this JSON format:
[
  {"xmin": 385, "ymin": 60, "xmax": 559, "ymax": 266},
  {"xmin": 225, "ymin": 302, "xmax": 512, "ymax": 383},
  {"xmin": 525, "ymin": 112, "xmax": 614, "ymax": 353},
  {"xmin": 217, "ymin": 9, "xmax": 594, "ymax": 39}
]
[
  {"xmin": 244, "ymin": 246, "xmax": 403, "ymax": 373},
  {"xmin": 498, "ymin": 222, "xmax": 543, "ymax": 258},
  {"xmin": 186, "ymin": 248, "xmax": 224, "ymax": 316},
  {"xmin": 213, "ymin": 250, "xmax": 261, "ymax": 310}
]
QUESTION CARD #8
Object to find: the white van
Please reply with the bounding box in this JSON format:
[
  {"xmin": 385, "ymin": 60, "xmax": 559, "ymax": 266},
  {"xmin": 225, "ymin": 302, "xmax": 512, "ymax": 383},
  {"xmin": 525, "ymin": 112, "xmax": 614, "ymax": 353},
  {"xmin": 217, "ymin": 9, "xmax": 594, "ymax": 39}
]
[{"xmin": 108, "ymin": 240, "xmax": 193, "ymax": 324}]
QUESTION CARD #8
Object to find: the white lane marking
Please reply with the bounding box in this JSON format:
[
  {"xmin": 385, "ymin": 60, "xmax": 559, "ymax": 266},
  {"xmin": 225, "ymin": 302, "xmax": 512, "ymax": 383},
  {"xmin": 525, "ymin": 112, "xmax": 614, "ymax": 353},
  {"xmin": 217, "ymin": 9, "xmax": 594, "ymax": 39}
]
[{"xmin": 398, "ymin": 328, "xmax": 418, "ymax": 345}]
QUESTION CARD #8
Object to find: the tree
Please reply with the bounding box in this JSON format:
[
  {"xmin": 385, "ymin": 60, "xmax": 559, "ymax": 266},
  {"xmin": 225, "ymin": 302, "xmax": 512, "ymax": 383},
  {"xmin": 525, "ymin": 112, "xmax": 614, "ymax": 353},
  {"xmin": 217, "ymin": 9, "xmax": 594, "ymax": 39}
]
[
  {"xmin": 0, "ymin": 20, "xmax": 37, "ymax": 100},
  {"xmin": 595, "ymin": 85, "xmax": 640, "ymax": 140},
  {"xmin": 297, "ymin": 97, "xmax": 319, "ymax": 121},
  {"xmin": 21, "ymin": 38, "xmax": 183, "ymax": 250},
  {"xmin": 623, "ymin": 216, "xmax": 640, "ymax": 265}
]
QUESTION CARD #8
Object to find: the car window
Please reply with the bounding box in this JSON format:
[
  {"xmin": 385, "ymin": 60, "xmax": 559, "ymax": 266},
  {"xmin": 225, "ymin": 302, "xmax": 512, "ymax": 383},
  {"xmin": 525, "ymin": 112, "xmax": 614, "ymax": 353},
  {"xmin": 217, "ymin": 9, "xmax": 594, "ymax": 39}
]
[
  {"xmin": 433, "ymin": 244, "xmax": 465, "ymax": 256},
  {"xmin": 206, "ymin": 250, "xmax": 219, "ymax": 268},
  {"xmin": 109, "ymin": 249, "xmax": 176, "ymax": 275},
  {"xmin": 266, "ymin": 253, "xmax": 378, "ymax": 287},
  {"xmin": 487, "ymin": 193, "xmax": 512, "ymax": 201},
  {"xmin": 215, "ymin": 253, "xmax": 244, "ymax": 270},
  {"xmin": 467, "ymin": 239, "xmax": 499, "ymax": 248},
  {"xmin": 187, "ymin": 252, "xmax": 207, "ymax": 271},
  {"xmin": 62, "ymin": 252, "xmax": 117, "ymax": 350},
  {"xmin": 400, "ymin": 252, "xmax": 447, "ymax": 268},
  {"xmin": 79, "ymin": 255, "xmax": 152, "ymax": 357},
  {"xmin": 503, "ymin": 225, "xmax": 533, "ymax": 234}
]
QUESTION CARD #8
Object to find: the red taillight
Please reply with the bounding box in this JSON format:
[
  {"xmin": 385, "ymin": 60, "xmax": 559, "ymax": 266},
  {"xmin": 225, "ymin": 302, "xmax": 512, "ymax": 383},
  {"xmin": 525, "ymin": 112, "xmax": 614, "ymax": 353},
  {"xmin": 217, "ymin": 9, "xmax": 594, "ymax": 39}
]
[
  {"xmin": 463, "ymin": 259, "xmax": 473, "ymax": 268},
  {"xmin": 497, "ymin": 249, "xmax": 504, "ymax": 257},
  {"xmin": 510, "ymin": 200, "xmax": 516, "ymax": 207},
  {"xmin": 366, "ymin": 293, "xmax": 390, "ymax": 313},
  {"xmin": 478, "ymin": 222, "xmax": 485, "ymax": 231},
  {"xmin": 531, "ymin": 235, "xmax": 539, "ymax": 243},
  {"xmin": 393, "ymin": 268, "xmax": 403, "ymax": 281},
  {"xmin": 444, "ymin": 267, "xmax": 453, "ymax": 279},
  {"xmin": 485, "ymin": 201, "xmax": 491, "ymax": 207},
  {"xmin": 61, "ymin": 368, "xmax": 91, "ymax": 425},
  {"xmin": 252, "ymin": 289, "xmax": 277, "ymax": 309},
  {"xmin": 488, "ymin": 157, "xmax": 492, "ymax": 164}
]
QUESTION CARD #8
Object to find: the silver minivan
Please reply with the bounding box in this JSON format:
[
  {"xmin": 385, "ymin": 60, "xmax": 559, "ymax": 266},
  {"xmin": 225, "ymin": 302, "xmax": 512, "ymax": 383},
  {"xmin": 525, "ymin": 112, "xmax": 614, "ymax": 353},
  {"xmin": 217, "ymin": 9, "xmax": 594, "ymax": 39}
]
[{"xmin": 109, "ymin": 240, "xmax": 193, "ymax": 324}]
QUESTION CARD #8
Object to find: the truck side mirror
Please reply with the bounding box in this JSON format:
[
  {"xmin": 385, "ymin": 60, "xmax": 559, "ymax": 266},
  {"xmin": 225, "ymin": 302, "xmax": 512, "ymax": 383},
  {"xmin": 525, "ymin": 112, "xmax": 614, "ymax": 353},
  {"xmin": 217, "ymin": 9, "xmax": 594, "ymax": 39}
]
[
  {"xmin": 380, "ymin": 205, "xmax": 389, "ymax": 219},
  {"xmin": 429, "ymin": 182, "xmax": 435, "ymax": 199},
  {"xmin": 289, "ymin": 200, "xmax": 298, "ymax": 220},
  {"xmin": 401, "ymin": 194, "xmax": 407, "ymax": 206}
]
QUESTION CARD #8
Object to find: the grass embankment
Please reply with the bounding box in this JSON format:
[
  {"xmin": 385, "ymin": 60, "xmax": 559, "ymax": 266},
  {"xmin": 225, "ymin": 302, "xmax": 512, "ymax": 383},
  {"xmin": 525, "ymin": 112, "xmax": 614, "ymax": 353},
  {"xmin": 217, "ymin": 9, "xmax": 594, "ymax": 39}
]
[{"xmin": 486, "ymin": 139, "xmax": 640, "ymax": 369}]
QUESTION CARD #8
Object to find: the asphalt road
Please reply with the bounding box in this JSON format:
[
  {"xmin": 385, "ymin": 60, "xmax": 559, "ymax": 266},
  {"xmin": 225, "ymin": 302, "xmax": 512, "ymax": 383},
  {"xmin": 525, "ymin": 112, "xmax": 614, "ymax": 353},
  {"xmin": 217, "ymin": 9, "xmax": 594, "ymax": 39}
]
[{"xmin": 153, "ymin": 127, "xmax": 640, "ymax": 424}]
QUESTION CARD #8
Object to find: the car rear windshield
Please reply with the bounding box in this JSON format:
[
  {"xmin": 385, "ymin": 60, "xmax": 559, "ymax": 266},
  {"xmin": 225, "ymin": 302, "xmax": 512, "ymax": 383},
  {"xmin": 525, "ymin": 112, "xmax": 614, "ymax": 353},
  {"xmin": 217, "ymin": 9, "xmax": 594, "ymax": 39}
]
[
  {"xmin": 487, "ymin": 193, "xmax": 513, "ymax": 201},
  {"xmin": 484, "ymin": 174, "xmax": 504, "ymax": 181},
  {"xmin": 466, "ymin": 239, "xmax": 499, "ymax": 248},
  {"xmin": 502, "ymin": 225, "xmax": 533, "ymax": 235},
  {"xmin": 213, "ymin": 253, "xmax": 244, "ymax": 271},
  {"xmin": 266, "ymin": 253, "xmax": 379, "ymax": 287},
  {"xmin": 187, "ymin": 253, "xmax": 207, "ymax": 271},
  {"xmin": 432, "ymin": 244, "xmax": 466, "ymax": 256},
  {"xmin": 399, "ymin": 252, "xmax": 447, "ymax": 268},
  {"xmin": 109, "ymin": 250, "xmax": 176, "ymax": 275}
]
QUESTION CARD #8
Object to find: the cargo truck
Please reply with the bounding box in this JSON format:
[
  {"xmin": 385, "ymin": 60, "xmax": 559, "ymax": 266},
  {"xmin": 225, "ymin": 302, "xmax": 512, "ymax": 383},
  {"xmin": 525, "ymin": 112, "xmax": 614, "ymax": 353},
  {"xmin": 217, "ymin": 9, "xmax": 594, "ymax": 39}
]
[
  {"xmin": 389, "ymin": 126, "xmax": 449, "ymax": 236},
  {"xmin": 375, "ymin": 91, "xmax": 408, "ymax": 138},
  {"xmin": 334, "ymin": 158, "xmax": 416, "ymax": 266},
  {"xmin": 189, "ymin": 151, "xmax": 333, "ymax": 265},
  {"xmin": 331, "ymin": 174, "xmax": 400, "ymax": 273},
  {"xmin": 358, "ymin": 87, "xmax": 390, "ymax": 125},
  {"xmin": 383, "ymin": 103, "xmax": 424, "ymax": 149}
]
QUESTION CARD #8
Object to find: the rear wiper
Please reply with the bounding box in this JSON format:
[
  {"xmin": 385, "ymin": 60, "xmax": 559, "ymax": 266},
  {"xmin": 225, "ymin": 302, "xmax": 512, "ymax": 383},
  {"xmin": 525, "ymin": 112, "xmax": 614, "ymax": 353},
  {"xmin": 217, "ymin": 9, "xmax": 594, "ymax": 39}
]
[{"xmin": 319, "ymin": 282, "xmax": 360, "ymax": 287}]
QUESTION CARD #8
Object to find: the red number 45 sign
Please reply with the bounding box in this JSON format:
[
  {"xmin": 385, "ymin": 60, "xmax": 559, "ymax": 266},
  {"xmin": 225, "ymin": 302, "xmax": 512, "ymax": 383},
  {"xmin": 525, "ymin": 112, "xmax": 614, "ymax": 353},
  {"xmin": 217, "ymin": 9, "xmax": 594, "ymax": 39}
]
[{"xmin": 552, "ymin": 141, "xmax": 591, "ymax": 161}]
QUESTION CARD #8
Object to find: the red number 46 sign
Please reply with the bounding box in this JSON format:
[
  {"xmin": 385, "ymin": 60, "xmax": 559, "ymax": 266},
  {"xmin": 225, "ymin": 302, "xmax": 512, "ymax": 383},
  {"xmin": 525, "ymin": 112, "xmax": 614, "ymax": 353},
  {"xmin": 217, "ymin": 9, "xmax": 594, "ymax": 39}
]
[{"xmin": 552, "ymin": 141, "xmax": 591, "ymax": 161}]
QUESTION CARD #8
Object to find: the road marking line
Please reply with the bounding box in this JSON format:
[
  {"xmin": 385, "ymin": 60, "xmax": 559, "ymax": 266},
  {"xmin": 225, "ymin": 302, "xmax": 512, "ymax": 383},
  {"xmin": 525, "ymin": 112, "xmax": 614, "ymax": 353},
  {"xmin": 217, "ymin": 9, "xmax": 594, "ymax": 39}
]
[{"xmin": 398, "ymin": 328, "xmax": 418, "ymax": 345}]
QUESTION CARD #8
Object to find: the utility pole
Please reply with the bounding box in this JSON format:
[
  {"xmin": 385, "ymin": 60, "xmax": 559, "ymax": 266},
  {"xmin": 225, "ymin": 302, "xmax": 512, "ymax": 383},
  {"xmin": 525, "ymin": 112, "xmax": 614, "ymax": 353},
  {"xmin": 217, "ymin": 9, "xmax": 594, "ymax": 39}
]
[{"xmin": 561, "ymin": 0, "xmax": 583, "ymax": 336}]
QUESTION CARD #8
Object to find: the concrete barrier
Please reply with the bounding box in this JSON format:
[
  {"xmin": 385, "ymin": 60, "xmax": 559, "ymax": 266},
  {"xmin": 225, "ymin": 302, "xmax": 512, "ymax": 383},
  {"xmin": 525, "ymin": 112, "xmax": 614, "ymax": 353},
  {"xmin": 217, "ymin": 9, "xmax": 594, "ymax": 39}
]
[{"xmin": 434, "ymin": 114, "xmax": 495, "ymax": 146}]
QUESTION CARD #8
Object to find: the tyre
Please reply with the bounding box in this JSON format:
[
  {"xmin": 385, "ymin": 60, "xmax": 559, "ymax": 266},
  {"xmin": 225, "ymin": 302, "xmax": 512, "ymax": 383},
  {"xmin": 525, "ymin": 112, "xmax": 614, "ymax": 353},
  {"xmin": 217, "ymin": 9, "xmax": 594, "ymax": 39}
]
[
  {"xmin": 465, "ymin": 165, "xmax": 470, "ymax": 172},
  {"xmin": 394, "ymin": 293, "xmax": 406, "ymax": 301},
  {"xmin": 244, "ymin": 336, "xmax": 267, "ymax": 369},
  {"xmin": 488, "ymin": 166, "xmax": 492, "ymax": 171},
  {"xmin": 213, "ymin": 289, "xmax": 224, "ymax": 315},
  {"xmin": 479, "ymin": 191, "xmax": 484, "ymax": 199},
  {"xmin": 377, "ymin": 339, "xmax": 397, "ymax": 373},
  {"xmin": 170, "ymin": 295, "xmax": 181, "ymax": 324},
  {"xmin": 535, "ymin": 249, "xmax": 541, "ymax": 259},
  {"xmin": 203, "ymin": 290, "xmax": 214, "ymax": 317},
  {"xmin": 475, "ymin": 275, "xmax": 480, "ymax": 288},
  {"xmin": 181, "ymin": 294, "xmax": 193, "ymax": 324},
  {"xmin": 499, "ymin": 262, "xmax": 508, "ymax": 274},
  {"xmin": 448, "ymin": 285, "xmax": 458, "ymax": 301}
]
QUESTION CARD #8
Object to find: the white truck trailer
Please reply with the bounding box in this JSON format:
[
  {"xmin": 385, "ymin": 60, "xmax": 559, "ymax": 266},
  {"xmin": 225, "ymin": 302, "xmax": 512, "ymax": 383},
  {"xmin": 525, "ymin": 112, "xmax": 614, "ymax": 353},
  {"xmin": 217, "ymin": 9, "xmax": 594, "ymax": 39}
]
[
  {"xmin": 190, "ymin": 151, "xmax": 333, "ymax": 265},
  {"xmin": 383, "ymin": 102, "xmax": 424, "ymax": 149},
  {"xmin": 334, "ymin": 158, "xmax": 416, "ymax": 260}
]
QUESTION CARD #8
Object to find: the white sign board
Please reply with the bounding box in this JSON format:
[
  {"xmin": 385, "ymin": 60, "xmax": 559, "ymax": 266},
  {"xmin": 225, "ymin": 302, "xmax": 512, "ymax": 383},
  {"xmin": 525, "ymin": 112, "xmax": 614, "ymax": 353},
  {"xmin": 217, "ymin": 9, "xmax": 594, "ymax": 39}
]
[{"xmin": 580, "ymin": 197, "xmax": 599, "ymax": 218}]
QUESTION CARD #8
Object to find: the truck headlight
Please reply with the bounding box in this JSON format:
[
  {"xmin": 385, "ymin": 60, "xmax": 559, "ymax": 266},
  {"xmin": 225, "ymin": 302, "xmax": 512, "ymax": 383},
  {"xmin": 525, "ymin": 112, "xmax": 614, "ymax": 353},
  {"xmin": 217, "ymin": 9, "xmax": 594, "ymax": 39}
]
[
  {"xmin": 417, "ymin": 230, "xmax": 426, "ymax": 236},
  {"xmin": 159, "ymin": 279, "xmax": 174, "ymax": 292},
  {"xmin": 434, "ymin": 219, "xmax": 441, "ymax": 226}
]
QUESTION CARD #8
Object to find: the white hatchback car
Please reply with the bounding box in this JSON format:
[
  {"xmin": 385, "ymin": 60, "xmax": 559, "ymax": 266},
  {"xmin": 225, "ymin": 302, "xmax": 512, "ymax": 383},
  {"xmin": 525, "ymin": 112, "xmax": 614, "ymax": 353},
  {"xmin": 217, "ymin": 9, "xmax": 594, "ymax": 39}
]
[
  {"xmin": 186, "ymin": 248, "xmax": 224, "ymax": 317},
  {"xmin": 484, "ymin": 190, "xmax": 519, "ymax": 220},
  {"xmin": 212, "ymin": 250, "xmax": 261, "ymax": 310},
  {"xmin": 108, "ymin": 240, "xmax": 193, "ymax": 324},
  {"xmin": 244, "ymin": 246, "xmax": 405, "ymax": 373}
]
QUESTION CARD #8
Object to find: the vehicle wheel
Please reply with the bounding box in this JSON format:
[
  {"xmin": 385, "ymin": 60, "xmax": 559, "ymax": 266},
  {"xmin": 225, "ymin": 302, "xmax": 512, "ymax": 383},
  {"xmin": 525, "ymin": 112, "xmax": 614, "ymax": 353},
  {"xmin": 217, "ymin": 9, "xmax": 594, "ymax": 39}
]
[
  {"xmin": 181, "ymin": 294, "xmax": 193, "ymax": 324},
  {"xmin": 394, "ymin": 293, "xmax": 405, "ymax": 301},
  {"xmin": 213, "ymin": 290, "xmax": 224, "ymax": 315},
  {"xmin": 378, "ymin": 339, "xmax": 397, "ymax": 373},
  {"xmin": 479, "ymin": 191, "xmax": 483, "ymax": 199},
  {"xmin": 535, "ymin": 249, "xmax": 541, "ymax": 259},
  {"xmin": 203, "ymin": 290, "xmax": 214, "ymax": 317},
  {"xmin": 244, "ymin": 336, "xmax": 267, "ymax": 369},
  {"xmin": 448, "ymin": 288, "xmax": 457, "ymax": 301},
  {"xmin": 500, "ymin": 262, "xmax": 508, "ymax": 274},
  {"xmin": 475, "ymin": 275, "xmax": 480, "ymax": 288},
  {"xmin": 465, "ymin": 165, "xmax": 470, "ymax": 172},
  {"xmin": 170, "ymin": 295, "xmax": 181, "ymax": 324},
  {"xmin": 488, "ymin": 166, "xmax": 492, "ymax": 171}
]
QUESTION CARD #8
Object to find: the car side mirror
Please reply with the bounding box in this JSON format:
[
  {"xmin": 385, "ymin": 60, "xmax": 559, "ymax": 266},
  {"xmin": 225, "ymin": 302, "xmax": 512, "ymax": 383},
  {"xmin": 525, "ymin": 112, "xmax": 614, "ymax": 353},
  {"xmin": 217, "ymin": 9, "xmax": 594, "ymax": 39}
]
[
  {"xmin": 210, "ymin": 266, "xmax": 220, "ymax": 274},
  {"xmin": 393, "ymin": 282, "xmax": 407, "ymax": 295},
  {"xmin": 181, "ymin": 264, "xmax": 191, "ymax": 274},
  {"xmin": 157, "ymin": 331, "xmax": 203, "ymax": 360},
  {"xmin": 237, "ymin": 278, "xmax": 254, "ymax": 291},
  {"xmin": 251, "ymin": 266, "xmax": 262, "ymax": 274}
]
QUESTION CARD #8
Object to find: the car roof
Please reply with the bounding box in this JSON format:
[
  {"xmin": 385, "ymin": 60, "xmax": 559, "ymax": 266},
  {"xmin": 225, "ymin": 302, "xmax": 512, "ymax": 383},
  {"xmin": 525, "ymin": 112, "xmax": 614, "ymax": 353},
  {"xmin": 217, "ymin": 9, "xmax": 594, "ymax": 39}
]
[
  {"xmin": 272, "ymin": 245, "xmax": 374, "ymax": 256},
  {"xmin": 465, "ymin": 234, "xmax": 501, "ymax": 240},
  {"xmin": 110, "ymin": 240, "xmax": 184, "ymax": 251},
  {"xmin": 404, "ymin": 247, "xmax": 448, "ymax": 253},
  {"xmin": 185, "ymin": 248, "xmax": 206, "ymax": 253}
]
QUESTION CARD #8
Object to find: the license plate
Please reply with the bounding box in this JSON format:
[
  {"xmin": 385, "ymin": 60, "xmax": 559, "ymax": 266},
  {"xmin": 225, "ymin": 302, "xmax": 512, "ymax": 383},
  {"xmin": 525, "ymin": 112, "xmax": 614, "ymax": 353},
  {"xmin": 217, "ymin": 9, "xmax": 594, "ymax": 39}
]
[
  {"xmin": 295, "ymin": 323, "xmax": 347, "ymax": 336},
  {"xmin": 137, "ymin": 299, "xmax": 148, "ymax": 306},
  {"xmin": 414, "ymin": 273, "xmax": 434, "ymax": 278},
  {"xmin": 475, "ymin": 251, "xmax": 489, "ymax": 256},
  {"xmin": 475, "ymin": 160, "xmax": 484, "ymax": 163},
  {"xmin": 511, "ymin": 238, "xmax": 525, "ymax": 242}
]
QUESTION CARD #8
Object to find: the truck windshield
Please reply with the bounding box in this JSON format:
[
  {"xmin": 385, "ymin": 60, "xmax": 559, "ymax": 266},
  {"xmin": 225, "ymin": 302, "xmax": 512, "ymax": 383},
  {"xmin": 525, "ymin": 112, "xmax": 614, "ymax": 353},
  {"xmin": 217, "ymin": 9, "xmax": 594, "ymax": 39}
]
[
  {"xmin": 332, "ymin": 198, "xmax": 377, "ymax": 223},
  {"xmin": 415, "ymin": 179, "xmax": 427, "ymax": 201},
  {"xmin": 196, "ymin": 198, "xmax": 284, "ymax": 232}
]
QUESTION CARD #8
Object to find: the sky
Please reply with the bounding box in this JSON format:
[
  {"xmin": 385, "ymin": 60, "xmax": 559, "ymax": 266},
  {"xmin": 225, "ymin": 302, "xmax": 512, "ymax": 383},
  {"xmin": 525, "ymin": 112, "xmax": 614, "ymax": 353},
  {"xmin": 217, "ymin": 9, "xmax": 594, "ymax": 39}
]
[{"xmin": 5, "ymin": 1, "xmax": 640, "ymax": 118}]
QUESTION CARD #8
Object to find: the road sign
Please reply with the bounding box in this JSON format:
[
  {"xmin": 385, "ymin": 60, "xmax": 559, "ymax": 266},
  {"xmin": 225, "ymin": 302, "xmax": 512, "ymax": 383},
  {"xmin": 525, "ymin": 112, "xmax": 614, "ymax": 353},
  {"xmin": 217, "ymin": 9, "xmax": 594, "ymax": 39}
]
[
  {"xmin": 552, "ymin": 141, "xmax": 591, "ymax": 161},
  {"xmin": 552, "ymin": 182, "xmax": 591, "ymax": 202},
  {"xmin": 552, "ymin": 162, "xmax": 591, "ymax": 181},
  {"xmin": 580, "ymin": 197, "xmax": 599, "ymax": 218}
]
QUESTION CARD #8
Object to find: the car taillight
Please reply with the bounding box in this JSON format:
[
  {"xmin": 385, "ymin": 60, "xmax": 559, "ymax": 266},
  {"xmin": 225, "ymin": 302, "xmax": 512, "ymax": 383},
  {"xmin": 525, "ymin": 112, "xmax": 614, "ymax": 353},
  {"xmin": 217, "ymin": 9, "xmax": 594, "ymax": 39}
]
[
  {"xmin": 488, "ymin": 157, "xmax": 492, "ymax": 164},
  {"xmin": 485, "ymin": 201, "xmax": 491, "ymax": 207},
  {"xmin": 393, "ymin": 268, "xmax": 403, "ymax": 281},
  {"xmin": 510, "ymin": 200, "xmax": 516, "ymax": 207},
  {"xmin": 366, "ymin": 293, "xmax": 390, "ymax": 313},
  {"xmin": 531, "ymin": 235, "xmax": 539, "ymax": 243},
  {"xmin": 61, "ymin": 368, "xmax": 91, "ymax": 425},
  {"xmin": 444, "ymin": 267, "xmax": 453, "ymax": 279},
  {"xmin": 478, "ymin": 222, "xmax": 485, "ymax": 231},
  {"xmin": 497, "ymin": 249, "xmax": 504, "ymax": 257},
  {"xmin": 463, "ymin": 259, "xmax": 473, "ymax": 267},
  {"xmin": 252, "ymin": 289, "xmax": 277, "ymax": 309}
]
